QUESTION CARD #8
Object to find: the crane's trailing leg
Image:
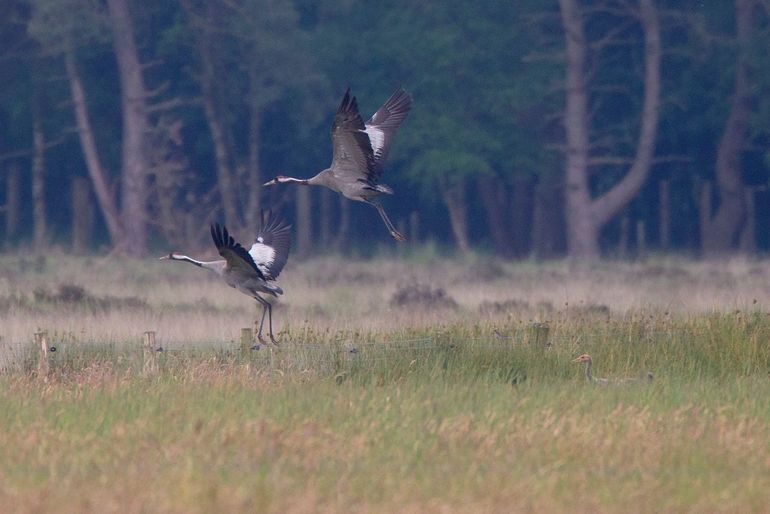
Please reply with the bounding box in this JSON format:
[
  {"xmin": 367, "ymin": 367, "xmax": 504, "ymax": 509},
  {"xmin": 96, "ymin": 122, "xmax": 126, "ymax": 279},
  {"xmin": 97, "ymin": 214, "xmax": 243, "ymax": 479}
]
[
  {"xmin": 255, "ymin": 299, "xmax": 269, "ymax": 344},
  {"xmin": 266, "ymin": 301, "xmax": 278, "ymax": 345},
  {"xmin": 370, "ymin": 201, "xmax": 405, "ymax": 242},
  {"xmin": 255, "ymin": 295, "xmax": 279, "ymax": 345}
]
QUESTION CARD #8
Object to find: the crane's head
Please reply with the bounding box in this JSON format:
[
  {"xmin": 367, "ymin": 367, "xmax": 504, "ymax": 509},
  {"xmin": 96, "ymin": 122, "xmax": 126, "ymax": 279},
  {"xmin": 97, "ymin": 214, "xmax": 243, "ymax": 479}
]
[
  {"xmin": 572, "ymin": 354, "xmax": 593, "ymax": 363},
  {"xmin": 159, "ymin": 253, "xmax": 183, "ymax": 261},
  {"xmin": 263, "ymin": 175, "xmax": 286, "ymax": 187}
]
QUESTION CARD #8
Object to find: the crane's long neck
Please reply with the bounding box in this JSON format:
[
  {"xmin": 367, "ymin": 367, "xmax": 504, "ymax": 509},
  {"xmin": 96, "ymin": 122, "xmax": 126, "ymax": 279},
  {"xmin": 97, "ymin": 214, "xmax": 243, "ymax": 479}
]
[
  {"xmin": 584, "ymin": 359, "xmax": 593, "ymax": 382},
  {"xmin": 167, "ymin": 254, "xmax": 225, "ymax": 275},
  {"xmin": 281, "ymin": 176, "xmax": 310, "ymax": 185}
]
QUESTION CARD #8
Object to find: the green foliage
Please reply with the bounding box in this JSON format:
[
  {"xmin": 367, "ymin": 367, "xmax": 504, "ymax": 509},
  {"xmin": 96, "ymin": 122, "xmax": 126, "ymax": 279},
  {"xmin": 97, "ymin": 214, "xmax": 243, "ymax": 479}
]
[{"xmin": 2, "ymin": 0, "xmax": 770, "ymax": 252}]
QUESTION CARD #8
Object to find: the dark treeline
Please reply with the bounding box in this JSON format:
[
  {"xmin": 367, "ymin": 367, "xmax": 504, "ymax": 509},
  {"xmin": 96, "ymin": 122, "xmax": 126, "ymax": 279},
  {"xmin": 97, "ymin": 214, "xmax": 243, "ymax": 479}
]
[{"xmin": 1, "ymin": 0, "xmax": 769, "ymax": 259}]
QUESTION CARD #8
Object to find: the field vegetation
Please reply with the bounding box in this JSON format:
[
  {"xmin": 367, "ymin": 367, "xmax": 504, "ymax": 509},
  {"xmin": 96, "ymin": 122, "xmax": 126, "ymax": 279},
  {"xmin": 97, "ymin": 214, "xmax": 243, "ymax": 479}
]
[{"xmin": 1, "ymin": 251, "xmax": 769, "ymax": 512}]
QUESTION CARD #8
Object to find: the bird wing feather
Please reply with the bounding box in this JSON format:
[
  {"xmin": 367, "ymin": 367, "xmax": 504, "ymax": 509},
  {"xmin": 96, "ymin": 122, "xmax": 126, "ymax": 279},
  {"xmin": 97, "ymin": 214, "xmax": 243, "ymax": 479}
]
[
  {"xmin": 210, "ymin": 223, "xmax": 266, "ymax": 280},
  {"xmin": 330, "ymin": 88, "xmax": 379, "ymax": 185},
  {"xmin": 248, "ymin": 210, "xmax": 292, "ymax": 280},
  {"xmin": 364, "ymin": 87, "xmax": 412, "ymax": 175}
]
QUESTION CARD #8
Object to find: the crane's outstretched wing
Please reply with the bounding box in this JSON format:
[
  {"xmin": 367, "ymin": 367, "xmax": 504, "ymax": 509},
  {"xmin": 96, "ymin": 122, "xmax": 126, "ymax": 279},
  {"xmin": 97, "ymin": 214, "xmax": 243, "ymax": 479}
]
[
  {"xmin": 364, "ymin": 87, "xmax": 412, "ymax": 178},
  {"xmin": 330, "ymin": 88, "xmax": 378, "ymax": 185},
  {"xmin": 210, "ymin": 223, "xmax": 266, "ymax": 280},
  {"xmin": 248, "ymin": 210, "xmax": 292, "ymax": 281}
]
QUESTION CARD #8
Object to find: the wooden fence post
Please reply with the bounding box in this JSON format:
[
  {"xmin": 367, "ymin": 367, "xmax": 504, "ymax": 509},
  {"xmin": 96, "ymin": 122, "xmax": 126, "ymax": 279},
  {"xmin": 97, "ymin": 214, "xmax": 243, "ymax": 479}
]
[
  {"xmin": 36, "ymin": 330, "xmax": 51, "ymax": 379},
  {"xmin": 142, "ymin": 331, "xmax": 159, "ymax": 376},
  {"xmin": 240, "ymin": 327, "xmax": 254, "ymax": 357}
]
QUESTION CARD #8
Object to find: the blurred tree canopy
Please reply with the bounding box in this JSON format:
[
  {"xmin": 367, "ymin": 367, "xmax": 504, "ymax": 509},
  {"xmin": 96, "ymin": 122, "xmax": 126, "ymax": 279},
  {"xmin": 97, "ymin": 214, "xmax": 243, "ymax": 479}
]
[{"xmin": 1, "ymin": 0, "xmax": 769, "ymax": 258}]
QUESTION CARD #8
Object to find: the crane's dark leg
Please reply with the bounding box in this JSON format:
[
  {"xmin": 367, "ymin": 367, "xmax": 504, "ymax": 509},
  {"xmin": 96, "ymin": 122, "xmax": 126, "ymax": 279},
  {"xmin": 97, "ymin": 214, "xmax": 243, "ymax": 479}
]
[
  {"xmin": 266, "ymin": 301, "xmax": 279, "ymax": 345},
  {"xmin": 369, "ymin": 201, "xmax": 405, "ymax": 242},
  {"xmin": 255, "ymin": 294, "xmax": 279, "ymax": 345},
  {"xmin": 255, "ymin": 296, "xmax": 270, "ymax": 343}
]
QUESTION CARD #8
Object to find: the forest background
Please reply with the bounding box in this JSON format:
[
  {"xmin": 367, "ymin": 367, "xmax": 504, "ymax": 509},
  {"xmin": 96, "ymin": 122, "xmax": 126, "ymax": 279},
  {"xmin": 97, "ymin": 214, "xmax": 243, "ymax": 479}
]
[{"xmin": 1, "ymin": 0, "xmax": 769, "ymax": 260}]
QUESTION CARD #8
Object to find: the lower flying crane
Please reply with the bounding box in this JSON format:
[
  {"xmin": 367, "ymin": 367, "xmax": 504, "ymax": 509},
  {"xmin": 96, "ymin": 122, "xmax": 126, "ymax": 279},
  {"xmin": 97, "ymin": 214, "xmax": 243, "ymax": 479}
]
[{"xmin": 161, "ymin": 210, "xmax": 292, "ymax": 345}]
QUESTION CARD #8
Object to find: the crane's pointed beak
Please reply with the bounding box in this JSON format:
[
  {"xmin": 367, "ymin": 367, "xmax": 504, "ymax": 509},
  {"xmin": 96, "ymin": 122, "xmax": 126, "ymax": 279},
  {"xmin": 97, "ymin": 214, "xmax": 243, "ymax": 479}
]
[
  {"xmin": 263, "ymin": 178, "xmax": 277, "ymax": 187},
  {"xmin": 159, "ymin": 254, "xmax": 172, "ymax": 260}
]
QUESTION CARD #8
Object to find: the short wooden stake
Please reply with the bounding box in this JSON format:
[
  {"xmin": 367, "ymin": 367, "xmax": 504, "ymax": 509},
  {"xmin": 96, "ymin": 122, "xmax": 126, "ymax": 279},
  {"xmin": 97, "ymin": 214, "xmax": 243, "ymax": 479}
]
[
  {"xmin": 142, "ymin": 331, "xmax": 159, "ymax": 376},
  {"xmin": 240, "ymin": 327, "xmax": 254, "ymax": 356},
  {"xmin": 36, "ymin": 331, "xmax": 51, "ymax": 378}
]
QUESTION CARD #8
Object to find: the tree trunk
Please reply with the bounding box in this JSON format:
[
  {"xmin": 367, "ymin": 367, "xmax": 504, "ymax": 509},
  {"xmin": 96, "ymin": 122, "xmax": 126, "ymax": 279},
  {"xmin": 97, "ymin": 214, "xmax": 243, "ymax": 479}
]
[
  {"xmin": 4, "ymin": 163, "xmax": 20, "ymax": 243},
  {"xmin": 334, "ymin": 196, "xmax": 350, "ymax": 252},
  {"xmin": 477, "ymin": 175, "xmax": 514, "ymax": 256},
  {"xmin": 618, "ymin": 216, "xmax": 630, "ymax": 258},
  {"xmin": 699, "ymin": 181, "xmax": 712, "ymax": 250},
  {"xmin": 510, "ymin": 177, "xmax": 534, "ymax": 257},
  {"xmin": 31, "ymin": 92, "xmax": 47, "ymax": 251},
  {"xmin": 409, "ymin": 210, "xmax": 420, "ymax": 244},
  {"xmin": 559, "ymin": 0, "xmax": 599, "ymax": 259},
  {"xmin": 246, "ymin": 66, "xmax": 263, "ymax": 235},
  {"xmin": 107, "ymin": 0, "xmax": 149, "ymax": 256},
  {"xmin": 701, "ymin": 0, "xmax": 753, "ymax": 254},
  {"xmin": 149, "ymin": 118, "xmax": 190, "ymax": 249},
  {"xmin": 196, "ymin": 5, "xmax": 240, "ymax": 230},
  {"xmin": 636, "ymin": 220, "xmax": 647, "ymax": 260},
  {"xmin": 559, "ymin": 0, "xmax": 661, "ymax": 259},
  {"xmin": 319, "ymin": 189, "xmax": 333, "ymax": 247},
  {"xmin": 295, "ymin": 186, "xmax": 312, "ymax": 258},
  {"xmin": 659, "ymin": 179, "xmax": 671, "ymax": 249},
  {"xmin": 591, "ymin": 0, "xmax": 661, "ymax": 227},
  {"xmin": 72, "ymin": 176, "xmax": 94, "ymax": 254},
  {"xmin": 739, "ymin": 187, "xmax": 756, "ymax": 253},
  {"xmin": 64, "ymin": 49, "xmax": 123, "ymax": 247},
  {"xmin": 440, "ymin": 180, "xmax": 471, "ymax": 254},
  {"xmin": 531, "ymin": 175, "xmax": 565, "ymax": 260}
]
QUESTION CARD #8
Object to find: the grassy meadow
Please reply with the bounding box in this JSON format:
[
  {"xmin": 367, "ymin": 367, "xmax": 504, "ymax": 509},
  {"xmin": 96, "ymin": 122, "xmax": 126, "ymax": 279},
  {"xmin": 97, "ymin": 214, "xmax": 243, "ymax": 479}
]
[{"xmin": 1, "ymin": 250, "xmax": 770, "ymax": 512}]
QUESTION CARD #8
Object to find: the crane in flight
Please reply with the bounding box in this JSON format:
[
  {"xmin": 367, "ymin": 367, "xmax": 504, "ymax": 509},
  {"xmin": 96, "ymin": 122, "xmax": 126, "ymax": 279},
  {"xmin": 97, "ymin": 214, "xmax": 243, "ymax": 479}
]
[
  {"xmin": 264, "ymin": 87, "xmax": 412, "ymax": 241},
  {"xmin": 161, "ymin": 211, "xmax": 291, "ymax": 344}
]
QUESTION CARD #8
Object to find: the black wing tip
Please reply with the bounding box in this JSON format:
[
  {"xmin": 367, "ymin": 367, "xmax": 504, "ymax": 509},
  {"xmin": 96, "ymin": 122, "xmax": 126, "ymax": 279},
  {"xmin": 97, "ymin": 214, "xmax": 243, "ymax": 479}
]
[
  {"xmin": 210, "ymin": 223, "xmax": 223, "ymax": 247},
  {"xmin": 337, "ymin": 87, "xmax": 359, "ymax": 115},
  {"xmin": 210, "ymin": 222, "xmax": 239, "ymax": 252}
]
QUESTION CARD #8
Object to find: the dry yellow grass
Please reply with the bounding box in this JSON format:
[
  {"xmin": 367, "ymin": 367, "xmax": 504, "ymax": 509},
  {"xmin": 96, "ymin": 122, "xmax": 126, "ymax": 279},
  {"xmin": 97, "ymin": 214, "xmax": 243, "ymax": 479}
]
[
  {"xmin": 1, "ymin": 252, "xmax": 769, "ymax": 512},
  {"xmin": 2, "ymin": 252, "xmax": 770, "ymax": 345}
]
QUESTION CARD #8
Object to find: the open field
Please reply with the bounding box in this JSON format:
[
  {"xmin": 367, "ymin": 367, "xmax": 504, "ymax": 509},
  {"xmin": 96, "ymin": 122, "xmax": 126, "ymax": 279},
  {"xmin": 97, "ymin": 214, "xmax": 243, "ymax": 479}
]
[{"xmin": 1, "ymin": 252, "xmax": 770, "ymax": 512}]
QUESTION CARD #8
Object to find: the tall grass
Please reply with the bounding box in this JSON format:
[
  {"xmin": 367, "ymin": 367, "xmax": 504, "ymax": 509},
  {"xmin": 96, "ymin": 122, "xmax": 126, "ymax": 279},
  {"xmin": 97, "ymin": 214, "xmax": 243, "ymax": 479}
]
[{"xmin": 1, "ymin": 253, "xmax": 769, "ymax": 512}]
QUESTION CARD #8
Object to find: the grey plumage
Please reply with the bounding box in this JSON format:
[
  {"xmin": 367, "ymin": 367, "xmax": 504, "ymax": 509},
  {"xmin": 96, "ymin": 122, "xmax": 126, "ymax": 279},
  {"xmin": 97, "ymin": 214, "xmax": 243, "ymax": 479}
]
[
  {"xmin": 264, "ymin": 87, "xmax": 412, "ymax": 241},
  {"xmin": 161, "ymin": 210, "xmax": 291, "ymax": 344}
]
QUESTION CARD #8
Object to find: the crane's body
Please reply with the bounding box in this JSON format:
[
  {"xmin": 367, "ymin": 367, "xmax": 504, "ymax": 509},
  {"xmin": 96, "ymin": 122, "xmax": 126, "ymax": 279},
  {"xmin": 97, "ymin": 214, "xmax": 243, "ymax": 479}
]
[
  {"xmin": 166, "ymin": 255, "xmax": 283, "ymax": 298},
  {"xmin": 161, "ymin": 211, "xmax": 291, "ymax": 344},
  {"xmin": 573, "ymin": 354, "xmax": 653, "ymax": 385},
  {"xmin": 264, "ymin": 87, "xmax": 412, "ymax": 241}
]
